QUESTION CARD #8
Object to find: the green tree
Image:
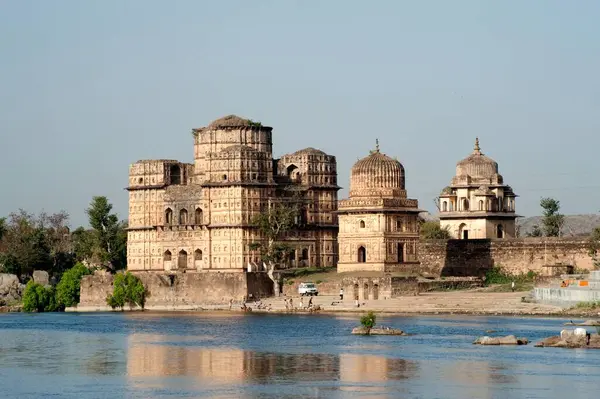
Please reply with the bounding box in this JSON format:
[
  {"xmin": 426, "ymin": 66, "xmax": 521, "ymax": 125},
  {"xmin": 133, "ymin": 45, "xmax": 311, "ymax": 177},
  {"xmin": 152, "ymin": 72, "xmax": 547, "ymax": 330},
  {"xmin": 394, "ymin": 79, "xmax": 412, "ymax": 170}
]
[
  {"xmin": 71, "ymin": 227, "xmax": 95, "ymax": 262},
  {"xmin": 540, "ymin": 197, "xmax": 565, "ymax": 237},
  {"xmin": 588, "ymin": 227, "xmax": 600, "ymax": 270},
  {"xmin": 56, "ymin": 263, "xmax": 92, "ymax": 308},
  {"xmin": 22, "ymin": 281, "xmax": 59, "ymax": 312},
  {"xmin": 40, "ymin": 210, "xmax": 75, "ymax": 278},
  {"xmin": 420, "ymin": 221, "xmax": 451, "ymax": 239},
  {"xmin": 527, "ymin": 224, "xmax": 543, "ymax": 237},
  {"xmin": 1, "ymin": 210, "xmax": 52, "ymax": 277},
  {"xmin": 86, "ymin": 197, "xmax": 127, "ymax": 271},
  {"xmin": 249, "ymin": 200, "xmax": 300, "ymax": 270},
  {"xmin": 0, "ymin": 217, "xmax": 6, "ymax": 241},
  {"xmin": 360, "ymin": 311, "xmax": 377, "ymax": 329},
  {"xmin": 106, "ymin": 272, "xmax": 146, "ymax": 310}
]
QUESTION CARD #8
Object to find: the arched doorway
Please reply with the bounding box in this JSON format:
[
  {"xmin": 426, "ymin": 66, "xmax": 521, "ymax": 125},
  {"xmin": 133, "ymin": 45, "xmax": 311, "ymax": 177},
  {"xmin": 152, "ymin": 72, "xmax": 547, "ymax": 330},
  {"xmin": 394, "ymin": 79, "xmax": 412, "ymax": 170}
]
[
  {"xmin": 179, "ymin": 209, "xmax": 188, "ymax": 225},
  {"xmin": 178, "ymin": 250, "xmax": 188, "ymax": 269},
  {"xmin": 353, "ymin": 284, "xmax": 359, "ymax": 300},
  {"xmin": 496, "ymin": 224, "xmax": 504, "ymax": 238},
  {"xmin": 459, "ymin": 223, "xmax": 468, "ymax": 239},
  {"xmin": 363, "ymin": 283, "xmax": 369, "ymax": 300},
  {"xmin": 195, "ymin": 208, "xmax": 203, "ymax": 225},
  {"xmin": 357, "ymin": 246, "xmax": 366, "ymax": 263},
  {"xmin": 165, "ymin": 208, "xmax": 173, "ymax": 225},
  {"xmin": 397, "ymin": 243, "xmax": 404, "ymax": 263},
  {"xmin": 286, "ymin": 164, "xmax": 300, "ymax": 182},
  {"xmin": 163, "ymin": 250, "xmax": 172, "ymax": 271},
  {"xmin": 373, "ymin": 284, "xmax": 379, "ymax": 300}
]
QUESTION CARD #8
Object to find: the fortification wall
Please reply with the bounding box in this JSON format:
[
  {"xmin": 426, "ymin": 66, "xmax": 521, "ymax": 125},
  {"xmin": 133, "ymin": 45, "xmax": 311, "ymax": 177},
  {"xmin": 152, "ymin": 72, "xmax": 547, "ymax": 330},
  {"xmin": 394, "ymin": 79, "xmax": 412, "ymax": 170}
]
[
  {"xmin": 79, "ymin": 271, "xmax": 273, "ymax": 308},
  {"xmin": 418, "ymin": 237, "xmax": 593, "ymax": 277}
]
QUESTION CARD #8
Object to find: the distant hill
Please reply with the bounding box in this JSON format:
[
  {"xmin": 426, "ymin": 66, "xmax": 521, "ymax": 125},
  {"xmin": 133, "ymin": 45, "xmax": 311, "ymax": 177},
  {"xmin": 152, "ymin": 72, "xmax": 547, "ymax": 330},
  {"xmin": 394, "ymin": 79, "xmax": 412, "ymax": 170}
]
[
  {"xmin": 418, "ymin": 212, "xmax": 600, "ymax": 237},
  {"xmin": 518, "ymin": 214, "xmax": 600, "ymax": 237}
]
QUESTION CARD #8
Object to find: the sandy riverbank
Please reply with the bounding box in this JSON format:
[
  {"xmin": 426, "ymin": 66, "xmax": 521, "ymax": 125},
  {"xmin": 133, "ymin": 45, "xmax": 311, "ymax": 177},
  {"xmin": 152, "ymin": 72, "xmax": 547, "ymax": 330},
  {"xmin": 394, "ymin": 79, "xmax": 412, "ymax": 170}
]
[{"xmin": 65, "ymin": 290, "xmax": 600, "ymax": 317}]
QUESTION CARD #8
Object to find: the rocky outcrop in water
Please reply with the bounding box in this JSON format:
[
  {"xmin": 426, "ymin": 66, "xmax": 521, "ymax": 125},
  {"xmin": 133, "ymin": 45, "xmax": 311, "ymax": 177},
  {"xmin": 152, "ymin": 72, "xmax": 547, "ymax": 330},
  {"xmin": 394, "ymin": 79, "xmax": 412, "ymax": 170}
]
[
  {"xmin": 535, "ymin": 334, "xmax": 600, "ymax": 349},
  {"xmin": 351, "ymin": 326, "xmax": 407, "ymax": 336},
  {"xmin": 0, "ymin": 274, "xmax": 25, "ymax": 306},
  {"xmin": 473, "ymin": 335, "xmax": 528, "ymax": 345}
]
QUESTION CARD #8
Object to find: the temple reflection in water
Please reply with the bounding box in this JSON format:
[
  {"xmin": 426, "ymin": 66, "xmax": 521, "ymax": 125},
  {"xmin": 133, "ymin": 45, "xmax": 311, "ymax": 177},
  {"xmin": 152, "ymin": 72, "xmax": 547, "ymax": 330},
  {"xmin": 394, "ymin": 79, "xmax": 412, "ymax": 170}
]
[{"xmin": 127, "ymin": 334, "xmax": 417, "ymax": 394}]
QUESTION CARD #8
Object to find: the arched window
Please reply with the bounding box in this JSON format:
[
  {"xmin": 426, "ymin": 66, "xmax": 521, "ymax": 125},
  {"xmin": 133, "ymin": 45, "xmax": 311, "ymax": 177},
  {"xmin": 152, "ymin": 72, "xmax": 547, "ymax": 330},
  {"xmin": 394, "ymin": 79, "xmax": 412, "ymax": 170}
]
[
  {"xmin": 165, "ymin": 208, "xmax": 173, "ymax": 225},
  {"xmin": 498, "ymin": 197, "xmax": 504, "ymax": 211},
  {"xmin": 463, "ymin": 198, "xmax": 469, "ymax": 211},
  {"xmin": 396, "ymin": 218, "xmax": 403, "ymax": 231},
  {"xmin": 179, "ymin": 209, "xmax": 188, "ymax": 225},
  {"xmin": 397, "ymin": 243, "xmax": 404, "ymax": 263},
  {"xmin": 363, "ymin": 283, "xmax": 369, "ymax": 300},
  {"xmin": 459, "ymin": 223, "xmax": 468, "ymax": 240},
  {"xmin": 442, "ymin": 202, "xmax": 448, "ymax": 212},
  {"xmin": 496, "ymin": 224, "xmax": 504, "ymax": 239},
  {"xmin": 359, "ymin": 220, "xmax": 365, "ymax": 229},
  {"xmin": 373, "ymin": 284, "xmax": 379, "ymax": 300},
  {"xmin": 195, "ymin": 208, "xmax": 203, "ymax": 225},
  {"xmin": 170, "ymin": 165, "xmax": 181, "ymax": 185},
  {"xmin": 194, "ymin": 249, "xmax": 203, "ymax": 261},
  {"xmin": 479, "ymin": 200, "xmax": 484, "ymax": 211},
  {"xmin": 357, "ymin": 246, "xmax": 366, "ymax": 263},
  {"xmin": 163, "ymin": 250, "xmax": 172, "ymax": 261},
  {"xmin": 301, "ymin": 248, "xmax": 309, "ymax": 260},
  {"xmin": 178, "ymin": 250, "xmax": 188, "ymax": 269}
]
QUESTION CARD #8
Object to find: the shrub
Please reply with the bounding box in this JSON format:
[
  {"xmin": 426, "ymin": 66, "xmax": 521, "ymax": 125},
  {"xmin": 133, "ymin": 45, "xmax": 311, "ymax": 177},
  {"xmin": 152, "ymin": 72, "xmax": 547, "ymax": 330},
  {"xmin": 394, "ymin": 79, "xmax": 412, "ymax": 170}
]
[
  {"xmin": 360, "ymin": 311, "xmax": 377, "ymax": 329},
  {"xmin": 56, "ymin": 263, "xmax": 91, "ymax": 308},
  {"xmin": 484, "ymin": 266, "xmax": 537, "ymax": 286},
  {"xmin": 106, "ymin": 272, "xmax": 146, "ymax": 310},
  {"xmin": 22, "ymin": 281, "xmax": 60, "ymax": 312}
]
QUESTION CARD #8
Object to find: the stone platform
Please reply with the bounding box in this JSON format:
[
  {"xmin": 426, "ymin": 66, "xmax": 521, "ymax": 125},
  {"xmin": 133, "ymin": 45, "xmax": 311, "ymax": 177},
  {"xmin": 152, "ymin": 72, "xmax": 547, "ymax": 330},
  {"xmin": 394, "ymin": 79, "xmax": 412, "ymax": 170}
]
[{"xmin": 533, "ymin": 271, "xmax": 600, "ymax": 307}]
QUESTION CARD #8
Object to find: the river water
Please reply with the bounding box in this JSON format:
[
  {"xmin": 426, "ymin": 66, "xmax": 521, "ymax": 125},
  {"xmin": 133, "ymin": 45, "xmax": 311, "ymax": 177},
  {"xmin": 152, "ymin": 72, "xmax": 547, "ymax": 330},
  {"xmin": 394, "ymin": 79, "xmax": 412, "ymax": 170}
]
[{"xmin": 0, "ymin": 312, "xmax": 598, "ymax": 398}]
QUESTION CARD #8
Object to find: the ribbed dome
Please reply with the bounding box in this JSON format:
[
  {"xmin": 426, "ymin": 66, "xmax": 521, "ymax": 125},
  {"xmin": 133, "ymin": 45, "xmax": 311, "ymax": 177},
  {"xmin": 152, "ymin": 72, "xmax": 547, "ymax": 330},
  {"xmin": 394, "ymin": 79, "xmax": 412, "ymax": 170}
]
[
  {"xmin": 456, "ymin": 138, "xmax": 499, "ymax": 179},
  {"xmin": 350, "ymin": 142, "xmax": 405, "ymax": 196}
]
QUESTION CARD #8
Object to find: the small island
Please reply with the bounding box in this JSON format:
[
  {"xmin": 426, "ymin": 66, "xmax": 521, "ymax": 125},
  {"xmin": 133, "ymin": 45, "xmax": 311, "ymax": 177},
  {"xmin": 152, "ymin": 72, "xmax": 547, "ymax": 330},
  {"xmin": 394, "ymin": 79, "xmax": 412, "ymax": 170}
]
[{"xmin": 351, "ymin": 311, "xmax": 407, "ymax": 336}]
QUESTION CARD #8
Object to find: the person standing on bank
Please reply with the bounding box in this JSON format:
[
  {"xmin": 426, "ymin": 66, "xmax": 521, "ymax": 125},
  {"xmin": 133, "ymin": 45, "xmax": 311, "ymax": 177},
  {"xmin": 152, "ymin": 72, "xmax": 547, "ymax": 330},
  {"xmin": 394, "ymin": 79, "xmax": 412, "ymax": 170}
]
[
  {"xmin": 511, "ymin": 281, "xmax": 515, "ymax": 292},
  {"xmin": 339, "ymin": 288, "xmax": 344, "ymax": 300}
]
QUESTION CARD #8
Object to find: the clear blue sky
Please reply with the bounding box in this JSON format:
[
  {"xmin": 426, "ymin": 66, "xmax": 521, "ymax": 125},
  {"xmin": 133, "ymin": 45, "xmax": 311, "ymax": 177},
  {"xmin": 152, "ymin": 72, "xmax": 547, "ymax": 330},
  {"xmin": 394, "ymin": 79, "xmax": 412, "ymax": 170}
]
[{"xmin": 1, "ymin": 0, "xmax": 599, "ymax": 227}]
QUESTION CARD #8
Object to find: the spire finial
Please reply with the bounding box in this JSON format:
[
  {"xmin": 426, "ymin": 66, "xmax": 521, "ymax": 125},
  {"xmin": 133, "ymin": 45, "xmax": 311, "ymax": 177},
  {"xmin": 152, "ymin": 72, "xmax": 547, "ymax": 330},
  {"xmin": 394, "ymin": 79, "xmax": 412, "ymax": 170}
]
[
  {"xmin": 474, "ymin": 137, "xmax": 481, "ymax": 154},
  {"xmin": 375, "ymin": 138, "xmax": 380, "ymax": 153}
]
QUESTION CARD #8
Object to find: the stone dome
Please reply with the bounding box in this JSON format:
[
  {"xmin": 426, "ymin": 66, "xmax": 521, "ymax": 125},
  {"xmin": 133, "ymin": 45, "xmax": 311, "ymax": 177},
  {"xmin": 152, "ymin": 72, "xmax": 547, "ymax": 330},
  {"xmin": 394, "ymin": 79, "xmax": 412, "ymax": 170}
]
[
  {"xmin": 291, "ymin": 147, "xmax": 328, "ymax": 156},
  {"xmin": 455, "ymin": 138, "xmax": 499, "ymax": 180},
  {"xmin": 349, "ymin": 141, "xmax": 405, "ymax": 196}
]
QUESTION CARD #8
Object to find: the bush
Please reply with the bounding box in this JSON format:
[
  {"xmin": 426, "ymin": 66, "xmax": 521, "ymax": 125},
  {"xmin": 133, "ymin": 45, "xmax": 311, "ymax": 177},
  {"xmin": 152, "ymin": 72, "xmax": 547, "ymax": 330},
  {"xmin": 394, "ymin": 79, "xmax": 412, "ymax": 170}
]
[
  {"xmin": 484, "ymin": 266, "xmax": 537, "ymax": 286},
  {"xmin": 360, "ymin": 311, "xmax": 377, "ymax": 329},
  {"xmin": 56, "ymin": 263, "xmax": 91, "ymax": 308},
  {"xmin": 106, "ymin": 272, "xmax": 146, "ymax": 310},
  {"xmin": 22, "ymin": 281, "xmax": 60, "ymax": 312}
]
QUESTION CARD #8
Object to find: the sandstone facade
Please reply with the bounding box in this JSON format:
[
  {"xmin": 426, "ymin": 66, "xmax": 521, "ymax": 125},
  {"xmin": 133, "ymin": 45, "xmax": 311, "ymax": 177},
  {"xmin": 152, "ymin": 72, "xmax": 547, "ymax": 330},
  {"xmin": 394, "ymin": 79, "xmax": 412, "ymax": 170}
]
[
  {"xmin": 337, "ymin": 141, "xmax": 421, "ymax": 273},
  {"xmin": 126, "ymin": 115, "xmax": 339, "ymax": 273},
  {"xmin": 438, "ymin": 138, "xmax": 518, "ymax": 239}
]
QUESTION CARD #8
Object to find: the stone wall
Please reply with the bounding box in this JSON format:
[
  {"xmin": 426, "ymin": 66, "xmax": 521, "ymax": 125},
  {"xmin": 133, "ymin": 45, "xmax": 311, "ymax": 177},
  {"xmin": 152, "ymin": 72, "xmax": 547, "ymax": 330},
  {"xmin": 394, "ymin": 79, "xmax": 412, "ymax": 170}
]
[
  {"xmin": 79, "ymin": 271, "xmax": 274, "ymax": 308},
  {"xmin": 418, "ymin": 237, "xmax": 593, "ymax": 277}
]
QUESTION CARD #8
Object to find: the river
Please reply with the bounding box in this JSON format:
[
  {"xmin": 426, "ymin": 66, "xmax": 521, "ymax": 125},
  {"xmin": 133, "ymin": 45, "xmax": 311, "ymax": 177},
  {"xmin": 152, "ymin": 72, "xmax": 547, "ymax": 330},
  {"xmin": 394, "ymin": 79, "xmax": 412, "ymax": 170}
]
[{"xmin": 0, "ymin": 312, "xmax": 598, "ymax": 398}]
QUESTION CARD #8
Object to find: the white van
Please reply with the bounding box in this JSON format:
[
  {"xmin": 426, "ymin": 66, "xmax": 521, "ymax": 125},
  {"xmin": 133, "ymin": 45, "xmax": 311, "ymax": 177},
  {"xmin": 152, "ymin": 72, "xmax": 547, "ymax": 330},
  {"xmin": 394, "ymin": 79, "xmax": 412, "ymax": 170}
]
[{"xmin": 298, "ymin": 282, "xmax": 319, "ymax": 296}]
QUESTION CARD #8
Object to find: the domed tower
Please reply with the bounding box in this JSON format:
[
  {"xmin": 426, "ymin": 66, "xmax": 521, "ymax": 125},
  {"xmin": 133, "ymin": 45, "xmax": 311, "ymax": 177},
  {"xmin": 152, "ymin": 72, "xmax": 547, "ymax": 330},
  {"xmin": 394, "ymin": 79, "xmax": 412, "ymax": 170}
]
[
  {"xmin": 439, "ymin": 138, "xmax": 518, "ymax": 239},
  {"xmin": 337, "ymin": 140, "xmax": 422, "ymax": 274},
  {"xmin": 192, "ymin": 115, "xmax": 273, "ymax": 183}
]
